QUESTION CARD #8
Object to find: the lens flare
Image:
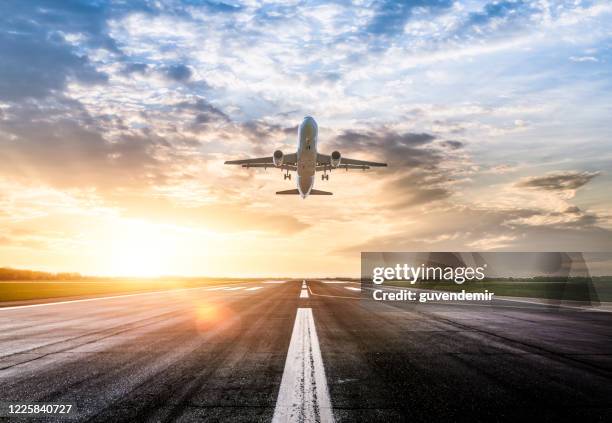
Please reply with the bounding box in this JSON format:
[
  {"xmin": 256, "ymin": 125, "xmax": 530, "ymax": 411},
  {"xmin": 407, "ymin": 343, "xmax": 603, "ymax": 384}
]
[{"xmin": 193, "ymin": 302, "xmax": 234, "ymax": 333}]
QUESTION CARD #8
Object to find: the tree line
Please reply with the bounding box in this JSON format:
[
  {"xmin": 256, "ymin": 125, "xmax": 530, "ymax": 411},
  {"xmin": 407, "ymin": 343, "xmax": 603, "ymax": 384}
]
[{"xmin": 0, "ymin": 268, "xmax": 84, "ymax": 281}]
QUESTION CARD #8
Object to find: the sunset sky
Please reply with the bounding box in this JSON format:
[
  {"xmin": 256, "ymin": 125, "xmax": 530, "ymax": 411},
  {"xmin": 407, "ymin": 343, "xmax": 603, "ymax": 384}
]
[{"xmin": 1, "ymin": 0, "xmax": 611, "ymax": 277}]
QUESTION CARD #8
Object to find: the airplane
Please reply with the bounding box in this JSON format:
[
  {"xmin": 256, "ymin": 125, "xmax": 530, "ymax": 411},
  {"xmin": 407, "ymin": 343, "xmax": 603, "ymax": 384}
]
[{"xmin": 224, "ymin": 116, "xmax": 387, "ymax": 198}]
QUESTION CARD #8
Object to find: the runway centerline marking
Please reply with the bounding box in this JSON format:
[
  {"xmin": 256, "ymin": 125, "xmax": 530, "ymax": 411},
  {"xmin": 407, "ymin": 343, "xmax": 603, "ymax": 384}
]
[
  {"xmin": 272, "ymin": 308, "xmax": 334, "ymax": 423},
  {"xmin": 245, "ymin": 287, "xmax": 263, "ymax": 291},
  {"xmin": 300, "ymin": 289, "xmax": 309, "ymax": 299},
  {"xmin": 344, "ymin": 287, "xmax": 361, "ymax": 292}
]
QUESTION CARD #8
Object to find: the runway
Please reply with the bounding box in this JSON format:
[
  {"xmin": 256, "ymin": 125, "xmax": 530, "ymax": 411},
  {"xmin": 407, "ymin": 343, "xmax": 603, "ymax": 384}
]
[{"xmin": 1, "ymin": 280, "xmax": 611, "ymax": 422}]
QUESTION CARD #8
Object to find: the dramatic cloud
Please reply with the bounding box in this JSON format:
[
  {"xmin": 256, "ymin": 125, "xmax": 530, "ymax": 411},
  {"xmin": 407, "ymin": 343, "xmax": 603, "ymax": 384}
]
[
  {"xmin": 0, "ymin": 1, "xmax": 121, "ymax": 101},
  {"xmin": 0, "ymin": 0, "xmax": 610, "ymax": 276},
  {"xmin": 331, "ymin": 129, "xmax": 442, "ymax": 169}
]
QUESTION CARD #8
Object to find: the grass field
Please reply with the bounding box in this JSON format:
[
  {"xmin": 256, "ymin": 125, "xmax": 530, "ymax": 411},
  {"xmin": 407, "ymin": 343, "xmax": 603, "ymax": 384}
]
[
  {"xmin": 0, "ymin": 278, "xmax": 255, "ymax": 304},
  {"xmin": 387, "ymin": 280, "xmax": 612, "ymax": 302}
]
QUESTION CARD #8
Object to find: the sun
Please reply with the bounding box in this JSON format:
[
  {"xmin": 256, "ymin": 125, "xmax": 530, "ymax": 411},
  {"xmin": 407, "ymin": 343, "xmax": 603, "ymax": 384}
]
[{"xmin": 105, "ymin": 220, "xmax": 180, "ymax": 277}]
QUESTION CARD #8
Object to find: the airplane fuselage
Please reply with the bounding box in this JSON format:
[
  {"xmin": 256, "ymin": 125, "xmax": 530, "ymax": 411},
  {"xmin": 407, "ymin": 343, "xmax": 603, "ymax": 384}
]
[
  {"xmin": 224, "ymin": 116, "xmax": 386, "ymax": 196},
  {"xmin": 296, "ymin": 116, "xmax": 318, "ymax": 198}
]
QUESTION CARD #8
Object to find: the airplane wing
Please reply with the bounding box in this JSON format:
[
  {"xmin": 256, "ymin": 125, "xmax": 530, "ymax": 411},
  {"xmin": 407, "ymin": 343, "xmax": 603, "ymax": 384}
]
[
  {"xmin": 225, "ymin": 157, "xmax": 273, "ymax": 165},
  {"xmin": 315, "ymin": 164, "xmax": 370, "ymax": 171},
  {"xmin": 316, "ymin": 153, "xmax": 387, "ymax": 171},
  {"xmin": 225, "ymin": 153, "xmax": 297, "ymax": 168},
  {"xmin": 239, "ymin": 163, "xmax": 297, "ymax": 171}
]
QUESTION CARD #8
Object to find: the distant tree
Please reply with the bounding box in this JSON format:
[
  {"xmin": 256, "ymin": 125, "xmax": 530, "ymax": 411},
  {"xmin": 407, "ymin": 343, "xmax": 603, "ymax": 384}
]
[{"xmin": 0, "ymin": 268, "xmax": 84, "ymax": 281}]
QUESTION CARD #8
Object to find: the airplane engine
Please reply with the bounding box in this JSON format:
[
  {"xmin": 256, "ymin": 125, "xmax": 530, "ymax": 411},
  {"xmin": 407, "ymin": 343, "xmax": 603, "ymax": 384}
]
[
  {"xmin": 273, "ymin": 150, "xmax": 284, "ymax": 167},
  {"xmin": 330, "ymin": 150, "xmax": 341, "ymax": 168}
]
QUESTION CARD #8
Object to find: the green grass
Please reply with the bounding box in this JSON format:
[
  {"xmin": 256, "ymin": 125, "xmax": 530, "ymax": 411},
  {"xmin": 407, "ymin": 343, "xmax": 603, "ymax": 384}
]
[
  {"xmin": 385, "ymin": 280, "xmax": 612, "ymax": 302},
  {"xmin": 0, "ymin": 278, "xmax": 253, "ymax": 303}
]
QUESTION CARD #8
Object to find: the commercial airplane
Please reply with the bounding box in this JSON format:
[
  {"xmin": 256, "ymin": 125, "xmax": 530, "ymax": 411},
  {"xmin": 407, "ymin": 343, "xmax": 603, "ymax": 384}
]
[{"xmin": 224, "ymin": 116, "xmax": 387, "ymax": 198}]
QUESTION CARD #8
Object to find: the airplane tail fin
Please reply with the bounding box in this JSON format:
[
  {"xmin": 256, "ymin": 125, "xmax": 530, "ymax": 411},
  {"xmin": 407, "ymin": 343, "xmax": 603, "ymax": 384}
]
[
  {"xmin": 275, "ymin": 189, "xmax": 333, "ymax": 195},
  {"xmin": 276, "ymin": 189, "xmax": 300, "ymax": 195}
]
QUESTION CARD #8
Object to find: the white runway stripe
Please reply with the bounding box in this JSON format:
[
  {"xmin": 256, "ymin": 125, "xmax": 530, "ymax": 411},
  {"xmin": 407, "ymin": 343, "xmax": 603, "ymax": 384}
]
[
  {"xmin": 272, "ymin": 308, "xmax": 334, "ymax": 423},
  {"xmin": 222, "ymin": 287, "xmax": 244, "ymax": 291},
  {"xmin": 300, "ymin": 289, "xmax": 309, "ymax": 299},
  {"xmin": 345, "ymin": 287, "xmax": 361, "ymax": 292},
  {"xmin": 245, "ymin": 287, "xmax": 263, "ymax": 291}
]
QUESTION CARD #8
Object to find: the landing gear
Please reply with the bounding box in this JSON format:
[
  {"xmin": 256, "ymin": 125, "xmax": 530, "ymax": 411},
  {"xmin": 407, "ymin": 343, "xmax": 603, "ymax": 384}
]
[
  {"xmin": 321, "ymin": 173, "xmax": 329, "ymax": 181},
  {"xmin": 284, "ymin": 172, "xmax": 291, "ymax": 180}
]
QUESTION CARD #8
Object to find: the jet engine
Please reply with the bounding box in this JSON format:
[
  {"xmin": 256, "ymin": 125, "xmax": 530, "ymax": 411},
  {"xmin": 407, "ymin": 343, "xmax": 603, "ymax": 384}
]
[
  {"xmin": 273, "ymin": 150, "xmax": 284, "ymax": 167},
  {"xmin": 330, "ymin": 150, "xmax": 341, "ymax": 168}
]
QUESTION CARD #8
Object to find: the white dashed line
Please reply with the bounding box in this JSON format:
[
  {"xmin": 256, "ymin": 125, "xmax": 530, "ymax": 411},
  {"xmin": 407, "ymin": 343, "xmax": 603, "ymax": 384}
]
[
  {"xmin": 245, "ymin": 287, "xmax": 263, "ymax": 291},
  {"xmin": 272, "ymin": 308, "xmax": 334, "ymax": 423},
  {"xmin": 300, "ymin": 289, "xmax": 309, "ymax": 299},
  {"xmin": 344, "ymin": 287, "xmax": 361, "ymax": 292},
  {"xmin": 223, "ymin": 287, "xmax": 245, "ymax": 291}
]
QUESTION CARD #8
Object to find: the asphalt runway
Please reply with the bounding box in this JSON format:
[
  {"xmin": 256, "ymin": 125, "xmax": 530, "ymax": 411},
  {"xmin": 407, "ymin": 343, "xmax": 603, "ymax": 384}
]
[{"xmin": 0, "ymin": 280, "xmax": 611, "ymax": 422}]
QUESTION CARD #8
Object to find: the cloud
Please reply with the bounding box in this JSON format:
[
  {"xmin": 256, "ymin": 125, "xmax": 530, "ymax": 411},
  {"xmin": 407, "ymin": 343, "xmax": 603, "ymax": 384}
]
[
  {"xmin": 383, "ymin": 172, "xmax": 452, "ymax": 209},
  {"xmin": 366, "ymin": 0, "xmax": 453, "ymax": 37},
  {"xmin": 569, "ymin": 56, "xmax": 598, "ymax": 63},
  {"xmin": 461, "ymin": 0, "xmax": 537, "ymax": 35},
  {"xmin": 331, "ymin": 129, "xmax": 440, "ymax": 168},
  {"xmin": 163, "ymin": 64, "xmax": 193, "ymax": 82},
  {"xmin": 0, "ymin": 31, "xmax": 107, "ymax": 102},
  {"xmin": 1, "ymin": 0, "xmax": 611, "ymax": 276},
  {"xmin": 119, "ymin": 196, "xmax": 310, "ymax": 235},
  {"xmin": 439, "ymin": 140, "xmax": 464, "ymax": 150},
  {"xmin": 328, "ymin": 128, "xmax": 468, "ymax": 211},
  {"xmin": 121, "ymin": 62, "xmax": 149, "ymax": 75},
  {"xmin": 200, "ymin": 1, "xmax": 242, "ymax": 14},
  {"xmin": 516, "ymin": 171, "xmax": 600, "ymax": 191},
  {"xmin": 176, "ymin": 97, "xmax": 230, "ymax": 126},
  {"xmin": 0, "ymin": 0, "xmax": 120, "ymax": 101},
  {"xmin": 337, "ymin": 204, "xmax": 612, "ymax": 254},
  {"xmin": 0, "ymin": 102, "xmax": 191, "ymax": 191}
]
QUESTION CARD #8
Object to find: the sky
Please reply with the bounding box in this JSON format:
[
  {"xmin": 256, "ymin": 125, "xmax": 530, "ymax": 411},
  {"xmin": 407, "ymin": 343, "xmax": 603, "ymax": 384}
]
[{"xmin": 0, "ymin": 0, "xmax": 611, "ymax": 277}]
